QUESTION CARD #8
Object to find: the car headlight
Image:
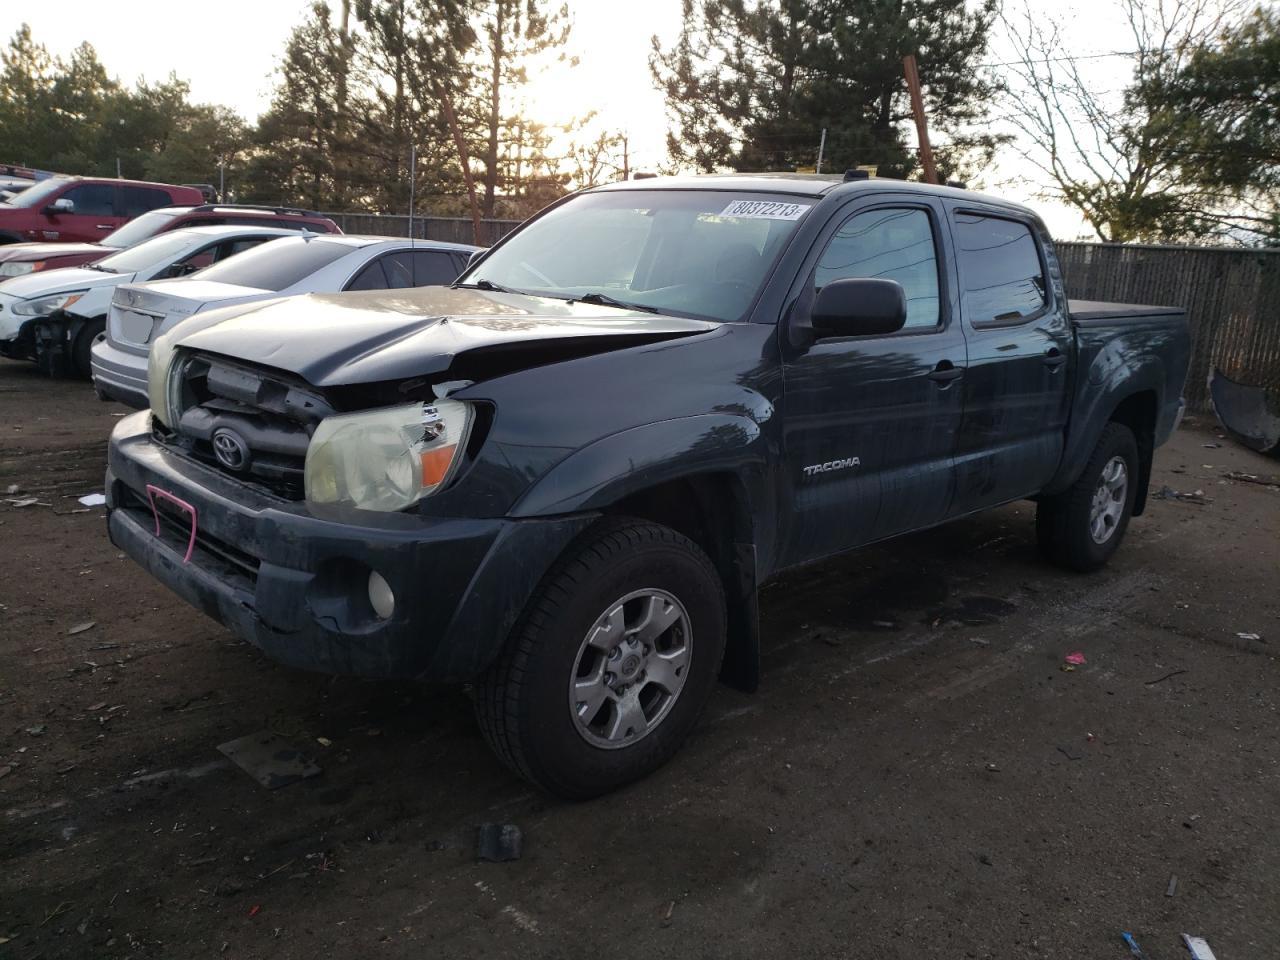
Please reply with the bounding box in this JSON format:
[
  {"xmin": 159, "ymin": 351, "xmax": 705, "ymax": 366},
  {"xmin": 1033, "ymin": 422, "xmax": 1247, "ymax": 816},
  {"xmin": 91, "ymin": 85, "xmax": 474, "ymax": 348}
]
[
  {"xmin": 0, "ymin": 261, "xmax": 38, "ymax": 278},
  {"xmin": 13, "ymin": 291, "xmax": 86, "ymax": 316},
  {"xmin": 147, "ymin": 333, "xmax": 181, "ymax": 428},
  {"xmin": 304, "ymin": 400, "xmax": 473, "ymax": 512}
]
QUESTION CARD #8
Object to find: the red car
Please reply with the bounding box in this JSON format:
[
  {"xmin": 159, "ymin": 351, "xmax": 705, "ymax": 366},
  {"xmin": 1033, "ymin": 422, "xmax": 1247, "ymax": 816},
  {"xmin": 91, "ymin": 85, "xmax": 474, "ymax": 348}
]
[
  {"xmin": 0, "ymin": 176, "xmax": 205, "ymax": 249},
  {"xmin": 0, "ymin": 203, "xmax": 342, "ymax": 278}
]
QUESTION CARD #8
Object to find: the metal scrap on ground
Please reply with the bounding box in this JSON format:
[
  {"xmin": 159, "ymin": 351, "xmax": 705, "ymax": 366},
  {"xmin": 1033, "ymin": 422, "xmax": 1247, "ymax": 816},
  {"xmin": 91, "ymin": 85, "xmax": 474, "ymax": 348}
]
[
  {"xmin": 216, "ymin": 731, "xmax": 321, "ymax": 789},
  {"xmin": 476, "ymin": 823, "xmax": 523, "ymax": 862}
]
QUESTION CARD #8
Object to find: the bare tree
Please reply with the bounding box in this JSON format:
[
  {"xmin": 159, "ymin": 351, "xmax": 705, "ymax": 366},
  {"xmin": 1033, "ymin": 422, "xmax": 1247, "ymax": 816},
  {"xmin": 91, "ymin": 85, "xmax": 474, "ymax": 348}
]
[{"xmin": 1000, "ymin": 0, "xmax": 1246, "ymax": 242}]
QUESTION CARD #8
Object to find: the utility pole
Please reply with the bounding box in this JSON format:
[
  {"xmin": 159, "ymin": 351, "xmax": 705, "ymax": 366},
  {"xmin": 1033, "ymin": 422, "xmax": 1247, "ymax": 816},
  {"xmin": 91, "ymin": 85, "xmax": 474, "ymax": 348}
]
[
  {"xmin": 219, "ymin": 162, "xmax": 225, "ymax": 201},
  {"xmin": 439, "ymin": 86, "xmax": 484, "ymax": 246},
  {"xmin": 815, "ymin": 128, "xmax": 827, "ymax": 174},
  {"xmin": 621, "ymin": 133, "xmax": 630, "ymax": 181},
  {"xmin": 902, "ymin": 54, "xmax": 938, "ymax": 185},
  {"xmin": 407, "ymin": 144, "xmax": 415, "ymax": 242}
]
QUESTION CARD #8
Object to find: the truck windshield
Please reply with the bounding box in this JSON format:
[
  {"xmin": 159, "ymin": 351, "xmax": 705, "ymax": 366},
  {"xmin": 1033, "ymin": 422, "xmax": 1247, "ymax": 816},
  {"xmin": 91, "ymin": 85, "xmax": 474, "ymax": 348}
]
[{"xmin": 466, "ymin": 190, "xmax": 816, "ymax": 322}]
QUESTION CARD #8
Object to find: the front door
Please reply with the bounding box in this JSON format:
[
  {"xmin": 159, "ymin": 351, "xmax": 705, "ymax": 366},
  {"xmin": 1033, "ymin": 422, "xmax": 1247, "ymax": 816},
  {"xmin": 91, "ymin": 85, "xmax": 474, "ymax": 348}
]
[
  {"xmin": 51, "ymin": 183, "xmax": 124, "ymax": 242},
  {"xmin": 945, "ymin": 207, "xmax": 1071, "ymax": 513},
  {"xmin": 779, "ymin": 199, "xmax": 966, "ymax": 568}
]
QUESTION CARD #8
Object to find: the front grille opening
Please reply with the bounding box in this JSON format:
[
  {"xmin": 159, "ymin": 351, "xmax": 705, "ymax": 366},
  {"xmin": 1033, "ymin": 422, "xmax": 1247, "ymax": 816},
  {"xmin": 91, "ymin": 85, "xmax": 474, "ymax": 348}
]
[{"xmin": 163, "ymin": 354, "xmax": 337, "ymax": 500}]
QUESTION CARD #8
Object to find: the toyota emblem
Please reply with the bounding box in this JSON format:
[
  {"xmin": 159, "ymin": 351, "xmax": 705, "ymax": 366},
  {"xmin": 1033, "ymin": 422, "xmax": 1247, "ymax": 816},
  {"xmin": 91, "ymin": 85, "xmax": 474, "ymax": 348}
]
[{"xmin": 211, "ymin": 428, "xmax": 250, "ymax": 471}]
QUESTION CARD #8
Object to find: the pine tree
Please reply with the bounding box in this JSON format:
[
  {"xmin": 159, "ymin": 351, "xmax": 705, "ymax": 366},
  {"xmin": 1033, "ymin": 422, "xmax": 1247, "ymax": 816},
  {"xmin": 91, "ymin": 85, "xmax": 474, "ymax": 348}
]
[{"xmin": 650, "ymin": 0, "xmax": 1000, "ymax": 181}]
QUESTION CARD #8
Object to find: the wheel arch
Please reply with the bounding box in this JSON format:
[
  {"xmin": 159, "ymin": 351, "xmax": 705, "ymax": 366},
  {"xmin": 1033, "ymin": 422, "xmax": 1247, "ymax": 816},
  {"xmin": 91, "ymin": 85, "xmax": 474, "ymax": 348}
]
[{"xmin": 1107, "ymin": 390, "xmax": 1158, "ymax": 516}]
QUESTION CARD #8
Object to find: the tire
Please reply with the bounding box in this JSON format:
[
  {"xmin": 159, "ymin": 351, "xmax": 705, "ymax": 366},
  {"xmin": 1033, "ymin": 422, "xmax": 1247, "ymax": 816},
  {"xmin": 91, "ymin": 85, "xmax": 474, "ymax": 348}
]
[
  {"xmin": 475, "ymin": 518, "xmax": 727, "ymax": 799},
  {"xmin": 72, "ymin": 317, "xmax": 105, "ymax": 380},
  {"xmin": 1037, "ymin": 422, "xmax": 1140, "ymax": 572}
]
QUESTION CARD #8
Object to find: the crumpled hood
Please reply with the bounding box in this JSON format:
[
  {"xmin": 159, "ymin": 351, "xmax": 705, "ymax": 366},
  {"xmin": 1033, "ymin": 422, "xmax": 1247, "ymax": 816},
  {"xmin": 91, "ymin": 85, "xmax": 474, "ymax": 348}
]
[
  {"xmin": 0, "ymin": 241, "xmax": 106, "ymax": 264},
  {"xmin": 0, "ymin": 265, "xmax": 131, "ymax": 299},
  {"xmin": 172, "ymin": 287, "xmax": 719, "ymax": 386}
]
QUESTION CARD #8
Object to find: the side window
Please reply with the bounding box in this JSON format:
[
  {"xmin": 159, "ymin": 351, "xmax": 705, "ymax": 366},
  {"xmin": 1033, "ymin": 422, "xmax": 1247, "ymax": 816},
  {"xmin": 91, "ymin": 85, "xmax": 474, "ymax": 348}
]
[
  {"xmin": 213, "ymin": 238, "xmax": 268, "ymax": 261},
  {"xmin": 346, "ymin": 259, "xmax": 389, "ymax": 291},
  {"xmin": 63, "ymin": 183, "xmax": 117, "ymax": 217},
  {"xmin": 407, "ymin": 250, "xmax": 461, "ymax": 286},
  {"xmin": 120, "ymin": 186, "xmax": 171, "ymax": 217},
  {"xmin": 814, "ymin": 207, "xmax": 941, "ymax": 330},
  {"xmin": 952, "ymin": 213, "xmax": 1047, "ymax": 324}
]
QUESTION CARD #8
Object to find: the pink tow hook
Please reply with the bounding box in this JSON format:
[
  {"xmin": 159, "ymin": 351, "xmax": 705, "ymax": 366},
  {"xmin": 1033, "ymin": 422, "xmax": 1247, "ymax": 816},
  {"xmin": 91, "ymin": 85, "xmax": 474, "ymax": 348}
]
[{"xmin": 144, "ymin": 483, "xmax": 198, "ymax": 564}]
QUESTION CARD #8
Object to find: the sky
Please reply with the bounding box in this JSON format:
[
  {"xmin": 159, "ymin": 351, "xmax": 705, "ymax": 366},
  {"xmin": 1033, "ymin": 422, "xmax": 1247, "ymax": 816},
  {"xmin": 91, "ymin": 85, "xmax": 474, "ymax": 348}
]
[{"xmin": 13, "ymin": 0, "xmax": 1147, "ymax": 239}]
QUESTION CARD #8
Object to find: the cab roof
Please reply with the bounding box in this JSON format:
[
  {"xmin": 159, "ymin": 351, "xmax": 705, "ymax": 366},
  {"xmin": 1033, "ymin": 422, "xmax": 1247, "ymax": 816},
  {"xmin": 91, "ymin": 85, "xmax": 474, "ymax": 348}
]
[{"xmin": 590, "ymin": 172, "xmax": 1032, "ymax": 216}]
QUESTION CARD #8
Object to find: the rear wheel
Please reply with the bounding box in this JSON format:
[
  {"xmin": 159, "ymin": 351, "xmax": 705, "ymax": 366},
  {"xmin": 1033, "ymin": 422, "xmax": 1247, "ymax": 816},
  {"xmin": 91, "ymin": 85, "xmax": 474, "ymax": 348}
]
[
  {"xmin": 475, "ymin": 518, "xmax": 726, "ymax": 799},
  {"xmin": 1037, "ymin": 422, "xmax": 1139, "ymax": 571}
]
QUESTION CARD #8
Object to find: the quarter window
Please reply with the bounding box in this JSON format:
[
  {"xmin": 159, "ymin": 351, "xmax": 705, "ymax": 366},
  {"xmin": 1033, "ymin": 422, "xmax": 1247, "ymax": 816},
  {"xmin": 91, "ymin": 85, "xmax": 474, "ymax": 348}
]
[
  {"xmin": 953, "ymin": 213, "xmax": 1047, "ymax": 324},
  {"xmin": 119, "ymin": 186, "xmax": 172, "ymax": 217},
  {"xmin": 814, "ymin": 207, "xmax": 941, "ymax": 330}
]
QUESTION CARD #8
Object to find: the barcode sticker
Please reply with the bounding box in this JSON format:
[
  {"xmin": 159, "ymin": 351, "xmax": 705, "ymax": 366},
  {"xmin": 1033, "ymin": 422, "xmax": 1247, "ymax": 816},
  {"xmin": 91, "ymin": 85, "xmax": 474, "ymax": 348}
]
[{"xmin": 719, "ymin": 200, "xmax": 812, "ymax": 220}]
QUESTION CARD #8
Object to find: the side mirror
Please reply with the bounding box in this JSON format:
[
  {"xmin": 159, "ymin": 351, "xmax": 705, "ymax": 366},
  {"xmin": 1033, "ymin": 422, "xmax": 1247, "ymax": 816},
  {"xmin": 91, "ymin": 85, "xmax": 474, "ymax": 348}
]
[
  {"xmin": 466, "ymin": 249, "xmax": 485, "ymax": 270},
  {"xmin": 811, "ymin": 277, "xmax": 907, "ymax": 338},
  {"xmin": 43, "ymin": 197, "xmax": 75, "ymax": 216}
]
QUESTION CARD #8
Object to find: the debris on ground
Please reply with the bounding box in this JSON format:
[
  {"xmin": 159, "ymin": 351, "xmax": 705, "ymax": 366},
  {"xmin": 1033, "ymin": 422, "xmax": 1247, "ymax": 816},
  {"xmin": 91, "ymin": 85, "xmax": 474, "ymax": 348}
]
[
  {"xmin": 4, "ymin": 483, "xmax": 19, "ymax": 494},
  {"xmin": 1223, "ymin": 471, "xmax": 1280, "ymax": 489},
  {"xmin": 476, "ymin": 823, "xmax": 523, "ymax": 862},
  {"xmin": 67, "ymin": 621, "xmax": 96, "ymax": 636},
  {"xmin": 1121, "ymin": 931, "xmax": 1147, "ymax": 958},
  {"xmin": 26, "ymin": 724, "xmax": 45, "ymax": 736},
  {"xmin": 1153, "ymin": 486, "xmax": 1213, "ymax": 505},
  {"xmin": 1182, "ymin": 934, "xmax": 1217, "ymax": 960},
  {"xmin": 1236, "ymin": 631, "xmax": 1263, "ymax": 641},
  {"xmin": 0, "ymin": 764, "xmax": 12, "ymax": 780},
  {"xmin": 4, "ymin": 497, "xmax": 43, "ymax": 508},
  {"xmin": 216, "ymin": 731, "xmax": 321, "ymax": 789},
  {"xmin": 1064, "ymin": 651, "xmax": 1087, "ymax": 665},
  {"xmin": 1145, "ymin": 669, "xmax": 1188, "ymax": 685},
  {"xmin": 1166, "ymin": 874, "xmax": 1178, "ymax": 897},
  {"xmin": 77, "ymin": 493, "xmax": 107, "ymax": 507}
]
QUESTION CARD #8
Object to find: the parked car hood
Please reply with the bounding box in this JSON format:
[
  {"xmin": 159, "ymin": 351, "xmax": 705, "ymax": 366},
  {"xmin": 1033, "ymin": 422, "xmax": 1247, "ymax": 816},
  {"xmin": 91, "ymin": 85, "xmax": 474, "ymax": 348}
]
[
  {"xmin": 173, "ymin": 287, "xmax": 719, "ymax": 387},
  {"xmin": 0, "ymin": 265, "xmax": 131, "ymax": 299},
  {"xmin": 0, "ymin": 241, "xmax": 106, "ymax": 264}
]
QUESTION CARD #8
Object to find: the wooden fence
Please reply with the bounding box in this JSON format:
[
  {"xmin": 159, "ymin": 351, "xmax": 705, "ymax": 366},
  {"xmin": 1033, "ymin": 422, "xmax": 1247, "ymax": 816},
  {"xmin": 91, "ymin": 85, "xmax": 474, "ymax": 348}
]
[
  {"xmin": 318, "ymin": 215, "xmax": 1278, "ymax": 415},
  {"xmin": 1057, "ymin": 242, "xmax": 1280, "ymax": 412}
]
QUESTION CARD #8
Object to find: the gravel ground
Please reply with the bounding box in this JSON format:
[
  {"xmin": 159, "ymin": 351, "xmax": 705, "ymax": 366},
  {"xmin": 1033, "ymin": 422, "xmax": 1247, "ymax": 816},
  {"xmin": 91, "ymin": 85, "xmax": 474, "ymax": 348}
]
[{"xmin": 1, "ymin": 357, "xmax": 1278, "ymax": 960}]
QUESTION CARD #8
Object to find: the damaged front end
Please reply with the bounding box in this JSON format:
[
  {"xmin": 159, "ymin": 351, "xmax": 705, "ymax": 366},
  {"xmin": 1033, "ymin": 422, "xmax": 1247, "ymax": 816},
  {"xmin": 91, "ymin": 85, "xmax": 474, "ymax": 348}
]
[{"xmin": 1209, "ymin": 368, "xmax": 1280, "ymax": 457}]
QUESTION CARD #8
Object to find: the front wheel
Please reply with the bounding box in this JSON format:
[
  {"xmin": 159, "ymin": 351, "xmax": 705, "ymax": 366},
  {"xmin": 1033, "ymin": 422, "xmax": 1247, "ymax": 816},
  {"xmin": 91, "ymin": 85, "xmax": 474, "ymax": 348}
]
[
  {"xmin": 1037, "ymin": 422, "xmax": 1139, "ymax": 572},
  {"xmin": 72, "ymin": 317, "xmax": 106, "ymax": 380},
  {"xmin": 475, "ymin": 518, "xmax": 726, "ymax": 799}
]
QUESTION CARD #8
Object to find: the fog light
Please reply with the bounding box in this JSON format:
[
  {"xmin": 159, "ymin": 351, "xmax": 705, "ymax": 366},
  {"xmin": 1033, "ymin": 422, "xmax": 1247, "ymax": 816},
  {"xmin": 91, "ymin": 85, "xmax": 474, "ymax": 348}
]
[{"xmin": 368, "ymin": 571, "xmax": 395, "ymax": 620}]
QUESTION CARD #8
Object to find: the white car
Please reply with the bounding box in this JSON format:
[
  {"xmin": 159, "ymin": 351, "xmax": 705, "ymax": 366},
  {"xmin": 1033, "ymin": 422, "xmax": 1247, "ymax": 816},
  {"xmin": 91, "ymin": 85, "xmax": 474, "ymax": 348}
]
[
  {"xmin": 92, "ymin": 235, "xmax": 478, "ymax": 408},
  {"xmin": 0, "ymin": 224, "xmax": 301, "ymax": 378}
]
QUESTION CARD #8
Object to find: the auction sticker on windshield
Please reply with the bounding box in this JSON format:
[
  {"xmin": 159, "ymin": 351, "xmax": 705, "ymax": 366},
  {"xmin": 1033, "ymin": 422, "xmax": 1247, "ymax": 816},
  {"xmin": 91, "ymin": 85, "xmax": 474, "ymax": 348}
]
[{"xmin": 719, "ymin": 200, "xmax": 812, "ymax": 220}]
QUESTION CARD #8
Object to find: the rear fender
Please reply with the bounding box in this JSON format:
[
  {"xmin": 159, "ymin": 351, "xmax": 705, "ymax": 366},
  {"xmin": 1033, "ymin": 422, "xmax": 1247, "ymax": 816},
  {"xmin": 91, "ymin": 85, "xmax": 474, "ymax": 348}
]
[{"xmin": 1044, "ymin": 348, "xmax": 1165, "ymax": 498}]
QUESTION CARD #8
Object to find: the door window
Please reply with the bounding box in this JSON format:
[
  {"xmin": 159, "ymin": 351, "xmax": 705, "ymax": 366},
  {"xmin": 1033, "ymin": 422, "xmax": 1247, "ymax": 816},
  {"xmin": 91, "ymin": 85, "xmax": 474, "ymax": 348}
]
[
  {"xmin": 952, "ymin": 213, "xmax": 1047, "ymax": 324},
  {"xmin": 814, "ymin": 207, "xmax": 941, "ymax": 329},
  {"xmin": 62, "ymin": 183, "xmax": 117, "ymax": 217},
  {"xmin": 382, "ymin": 250, "xmax": 461, "ymax": 287},
  {"xmin": 346, "ymin": 259, "xmax": 389, "ymax": 291}
]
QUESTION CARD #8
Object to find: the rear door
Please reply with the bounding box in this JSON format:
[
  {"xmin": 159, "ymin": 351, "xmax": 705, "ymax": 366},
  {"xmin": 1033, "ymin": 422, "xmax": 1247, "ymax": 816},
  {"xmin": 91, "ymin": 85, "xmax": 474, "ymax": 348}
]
[
  {"xmin": 945, "ymin": 206, "xmax": 1071, "ymax": 513},
  {"xmin": 779, "ymin": 196, "xmax": 966, "ymax": 566}
]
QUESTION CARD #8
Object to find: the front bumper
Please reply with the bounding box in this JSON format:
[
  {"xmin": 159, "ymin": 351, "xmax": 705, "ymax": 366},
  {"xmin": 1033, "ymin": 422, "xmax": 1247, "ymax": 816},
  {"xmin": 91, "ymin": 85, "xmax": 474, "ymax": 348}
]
[
  {"xmin": 107, "ymin": 411, "xmax": 594, "ymax": 680},
  {"xmin": 90, "ymin": 336, "xmax": 148, "ymax": 408},
  {"xmin": 0, "ymin": 318, "xmax": 35, "ymax": 362}
]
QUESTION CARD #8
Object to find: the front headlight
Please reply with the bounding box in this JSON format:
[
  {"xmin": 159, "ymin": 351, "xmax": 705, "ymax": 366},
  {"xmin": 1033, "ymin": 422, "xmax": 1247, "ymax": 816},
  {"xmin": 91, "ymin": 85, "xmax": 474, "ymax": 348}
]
[
  {"xmin": 147, "ymin": 332, "xmax": 180, "ymax": 428},
  {"xmin": 304, "ymin": 400, "xmax": 474, "ymax": 512},
  {"xmin": 13, "ymin": 290, "xmax": 86, "ymax": 316},
  {"xmin": 0, "ymin": 261, "xmax": 38, "ymax": 278}
]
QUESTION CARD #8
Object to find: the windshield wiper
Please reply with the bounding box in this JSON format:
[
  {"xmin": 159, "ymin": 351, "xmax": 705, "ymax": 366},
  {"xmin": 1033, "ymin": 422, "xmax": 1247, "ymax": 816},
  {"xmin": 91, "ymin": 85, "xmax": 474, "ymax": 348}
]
[
  {"xmin": 452, "ymin": 278, "xmax": 517, "ymax": 294},
  {"xmin": 573, "ymin": 292, "xmax": 660, "ymax": 314}
]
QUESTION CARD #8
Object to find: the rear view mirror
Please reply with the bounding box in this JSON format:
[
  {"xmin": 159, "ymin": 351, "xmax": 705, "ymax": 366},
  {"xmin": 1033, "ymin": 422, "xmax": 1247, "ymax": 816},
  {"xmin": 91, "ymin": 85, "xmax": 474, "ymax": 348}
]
[
  {"xmin": 812, "ymin": 278, "xmax": 907, "ymax": 338},
  {"xmin": 43, "ymin": 197, "xmax": 75, "ymax": 216}
]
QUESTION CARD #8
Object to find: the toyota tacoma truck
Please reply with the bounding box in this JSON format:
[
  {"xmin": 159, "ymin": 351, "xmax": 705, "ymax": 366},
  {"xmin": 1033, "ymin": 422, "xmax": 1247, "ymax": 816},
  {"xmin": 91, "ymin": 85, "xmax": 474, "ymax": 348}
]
[{"xmin": 105, "ymin": 174, "xmax": 1190, "ymax": 798}]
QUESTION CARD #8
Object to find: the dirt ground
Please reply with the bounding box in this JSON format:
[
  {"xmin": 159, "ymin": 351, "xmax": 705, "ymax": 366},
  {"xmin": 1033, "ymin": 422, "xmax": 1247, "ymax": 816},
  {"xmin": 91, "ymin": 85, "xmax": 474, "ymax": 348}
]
[{"xmin": 1, "ymin": 356, "xmax": 1277, "ymax": 960}]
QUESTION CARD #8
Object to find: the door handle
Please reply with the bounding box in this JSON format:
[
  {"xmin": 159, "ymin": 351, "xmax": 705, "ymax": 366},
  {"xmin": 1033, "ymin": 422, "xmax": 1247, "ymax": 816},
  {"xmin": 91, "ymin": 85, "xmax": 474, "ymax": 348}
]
[
  {"xmin": 928, "ymin": 360, "xmax": 964, "ymax": 383},
  {"xmin": 96, "ymin": 223, "xmax": 114, "ymax": 229},
  {"xmin": 1043, "ymin": 348, "xmax": 1067, "ymax": 369}
]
